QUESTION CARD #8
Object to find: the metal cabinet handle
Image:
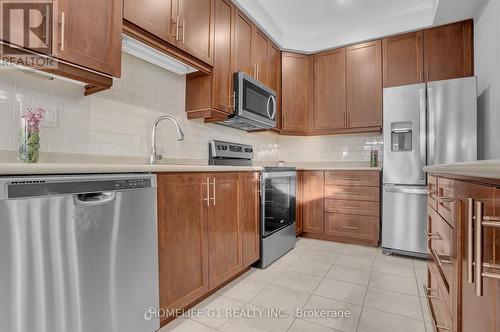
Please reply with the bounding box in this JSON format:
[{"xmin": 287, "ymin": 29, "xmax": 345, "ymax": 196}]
[
  {"xmin": 467, "ymin": 198, "xmax": 474, "ymax": 283},
  {"xmin": 422, "ymin": 285, "xmax": 451, "ymax": 331},
  {"xmin": 175, "ymin": 15, "xmax": 180, "ymax": 41},
  {"xmin": 425, "ymin": 232, "xmax": 442, "ymax": 240},
  {"xmin": 202, "ymin": 177, "xmax": 210, "ymax": 207},
  {"xmin": 211, "ymin": 178, "xmax": 216, "ymax": 206},
  {"xmin": 60, "ymin": 12, "xmax": 65, "ymax": 51},
  {"xmin": 474, "ymin": 201, "xmax": 500, "ymax": 296},
  {"xmin": 341, "ymin": 225, "xmax": 359, "ymax": 230},
  {"xmin": 432, "ymin": 249, "xmax": 451, "ymax": 266},
  {"xmin": 436, "ymin": 195, "xmax": 456, "ymax": 203},
  {"xmin": 182, "ymin": 19, "xmax": 185, "ymax": 44}
]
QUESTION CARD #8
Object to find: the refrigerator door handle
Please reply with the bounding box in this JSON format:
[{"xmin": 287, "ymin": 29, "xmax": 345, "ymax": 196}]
[
  {"xmin": 428, "ymin": 87, "xmax": 435, "ymax": 165},
  {"xmin": 419, "ymin": 88, "xmax": 427, "ymax": 180}
]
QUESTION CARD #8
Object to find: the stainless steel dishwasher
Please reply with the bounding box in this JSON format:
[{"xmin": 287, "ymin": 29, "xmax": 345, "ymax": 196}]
[{"xmin": 0, "ymin": 174, "xmax": 160, "ymax": 332}]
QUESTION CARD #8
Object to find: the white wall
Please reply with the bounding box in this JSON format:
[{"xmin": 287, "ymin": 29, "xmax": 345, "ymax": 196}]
[
  {"xmin": 0, "ymin": 53, "xmax": 381, "ymax": 164},
  {"xmin": 475, "ymin": 0, "xmax": 500, "ymax": 159}
]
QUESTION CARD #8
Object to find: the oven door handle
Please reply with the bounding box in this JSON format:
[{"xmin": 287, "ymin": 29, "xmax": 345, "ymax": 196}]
[{"xmin": 262, "ymin": 172, "xmax": 297, "ymax": 179}]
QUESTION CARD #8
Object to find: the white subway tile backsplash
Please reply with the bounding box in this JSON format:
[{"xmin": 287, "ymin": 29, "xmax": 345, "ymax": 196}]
[{"xmin": 0, "ymin": 53, "xmax": 384, "ymax": 163}]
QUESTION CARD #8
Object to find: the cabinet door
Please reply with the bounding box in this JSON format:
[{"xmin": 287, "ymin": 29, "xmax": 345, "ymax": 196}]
[
  {"xmin": 57, "ymin": 0, "xmax": 122, "ymax": 77},
  {"xmin": 240, "ymin": 172, "xmax": 260, "ymax": 267},
  {"xmin": 302, "ymin": 171, "xmax": 325, "ymax": 234},
  {"xmin": 212, "ymin": 0, "xmax": 234, "ymax": 113},
  {"xmin": 208, "ymin": 173, "xmax": 242, "ymax": 288},
  {"xmin": 454, "ymin": 181, "xmax": 495, "ymax": 332},
  {"xmin": 252, "ymin": 28, "xmax": 269, "ymax": 84},
  {"xmin": 233, "ymin": 10, "xmax": 253, "ymax": 76},
  {"xmin": 124, "ymin": 0, "xmax": 172, "ymax": 43},
  {"xmin": 157, "ymin": 173, "xmax": 209, "ymax": 324},
  {"xmin": 382, "ymin": 31, "xmax": 424, "ymax": 88},
  {"xmin": 313, "ymin": 48, "xmax": 347, "ymax": 131},
  {"xmin": 424, "ymin": 20, "xmax": 473, "ymax": 82},
  {"xmin": 176, "ymin": 0, "xmax": 213, "ymax": 65},
  {"xmin": 281, "ymin": 52, "xmax": 312, "ymax": 133},
  {"xmin": 347, "ymin": 40, "xmax": 382, "ymax": 129},
  {"xmin": 268, "ymin": 42, "xmax": 281, "ymax": 129}
]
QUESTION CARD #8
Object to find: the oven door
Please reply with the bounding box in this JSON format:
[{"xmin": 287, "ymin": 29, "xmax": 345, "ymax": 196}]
[
  {"xmin": 235, "ymin": 72, "xmax": 276, "ymax": 128},
  {"xmin": 261, "ymin": 171, "xmax": 296, "ymax": 238}
]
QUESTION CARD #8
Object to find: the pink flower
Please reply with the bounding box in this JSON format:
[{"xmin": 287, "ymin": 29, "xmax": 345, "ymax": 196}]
[{"xmin": 24, "ymin": 107, "xmax": 46, "ymax": 133}]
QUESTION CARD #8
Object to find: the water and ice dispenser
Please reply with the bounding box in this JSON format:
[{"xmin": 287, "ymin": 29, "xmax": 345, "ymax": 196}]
[{"xmin": 391, "ymin": 121, "xmax": 412, "ymax": 152}]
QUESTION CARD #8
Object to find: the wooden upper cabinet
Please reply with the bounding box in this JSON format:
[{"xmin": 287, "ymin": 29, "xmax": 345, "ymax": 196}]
[
  {"xmin": 252, "ymin": 28, "xmax": 269, "ymax": 84},
  {"xmin": 207, "ymin": 173, "xmax": 242, "ymax": 288},
  {"xmin": 281, "ymin": 52, "xmax": 312, "ymax": 133},
  {"xmin": 233, "ymin": 10, "xmax": 253, "ymax": 76},
  {"xmin": 58, "ymin": 0, "xmax": 122, "ymax": 77},
  {"xmin": 424, "ymin": 20, "xmax": 473, "ymax": 82},
  {"xmin": 268, "ymin": 41, "xmax": 281, "ymax": 128},
  {"xmin": 175, "ymin": 0, "xmax": 214, "ymax": 66},
  {"xmin": 346, "ymin": 40, "xmax": 382, "ymax": 129},
  {"xmin": 156, "ymin": 173, "xmax": 209, "ymax": 325},
  {"xmin": 124, "ymin": 0, "xmax": 172, "ymax": 43},
  {"xmin": 302, "ymin": 171, "xmax": 325, "ymax": 234},
  {"xmin": 313, "ymin": 48, "xmax": 347, "ymax": 131},
  {"xmin": 211, "ymin": 0, "xmax": 234, "ymax": 113},
  {"xmin": 382, "ymin": 31, "xmax": 424, "ymax": 88},
  {"xmin": 240, "ymin": 172, "xmax": 260, "ymax": 267}
]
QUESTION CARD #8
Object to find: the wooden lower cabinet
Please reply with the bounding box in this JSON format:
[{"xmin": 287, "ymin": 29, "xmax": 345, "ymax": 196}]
[
  {"xmin": 156, "ymin": 172, "xmax": 259, "ymax": 327},
  {"xmin": 157, "ymin": 173, "xmax": 209, "ymax": 325},
  {"xmin": 301, "ymin": 170, "xmax": 380, "ymax": 246},
  {"xmin": 425, "ymin": 173, "xmax": 500, "ymax": 332},
  {"xmin": 208, "ymin": 173, "xmax": 241, "ymax": 288},
  {"xmin": 239, "ymin": 172, "xmax": 261, "ymax": 267},
  {"xmin": 302, "ymin": 171, "xmax": 325, "ymax": 234}
]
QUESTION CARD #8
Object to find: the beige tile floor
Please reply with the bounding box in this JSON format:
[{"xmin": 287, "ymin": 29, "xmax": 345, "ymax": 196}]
[{"xmin": 160, "ymin": 237, "xmax": 433, "ymax": 332}]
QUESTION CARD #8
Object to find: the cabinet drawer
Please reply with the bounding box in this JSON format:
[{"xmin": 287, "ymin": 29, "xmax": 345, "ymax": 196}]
[
  {"xmin": 425, "ymin": 267, "xmax": 453, "ymax": 331},
  {"xmin": 427, "ymin": 206, "xmax": 453, "ymax": 313},
  {"xmin": 325, "ymin": 213, "xmax": 379, "ymax": 240},
  {"xmin": 325, "ymin": 199, "xmax": 379, "ymax": 216},
  {"xmin": 436, "ymin": 178, "xmax": 456, "ymax": 228},
  {"xmin": 325, "ymin": 171, "xmax": 380, "ymax": 187},
  {"xmin": 325, "ymin": 185, "xmax": 379, "ymax": 201},
  {"xmin": 427, "ymin": 175, "xmax": 438, "ymax": 211}
]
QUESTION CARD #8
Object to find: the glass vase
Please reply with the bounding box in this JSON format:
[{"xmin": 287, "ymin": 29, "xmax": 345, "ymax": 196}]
[{"xmin": 18, "ymin": 116, "xmax": 41, "ymax": 163}]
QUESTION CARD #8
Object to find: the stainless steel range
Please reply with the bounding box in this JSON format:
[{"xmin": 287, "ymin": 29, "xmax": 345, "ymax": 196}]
[{"xmin": 209, "ymin": 140, "xmax": 296, "ymax": 268}]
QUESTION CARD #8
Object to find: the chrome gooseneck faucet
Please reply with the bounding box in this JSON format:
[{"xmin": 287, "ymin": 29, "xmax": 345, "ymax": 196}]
[{"xmin": 150, "ymin": 115, "xmax": 185, "ymax": 164}]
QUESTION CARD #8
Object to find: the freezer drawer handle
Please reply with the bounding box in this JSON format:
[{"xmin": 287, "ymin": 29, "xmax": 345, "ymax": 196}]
[{"xmin": 385, "ymin": 187, "xmax": 428, "ymax": 195}]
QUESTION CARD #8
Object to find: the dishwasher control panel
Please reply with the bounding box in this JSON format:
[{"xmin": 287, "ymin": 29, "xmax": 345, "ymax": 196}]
[{"xmin": 115, "ymin": 179, "xmax": 152, "ymax": 190}]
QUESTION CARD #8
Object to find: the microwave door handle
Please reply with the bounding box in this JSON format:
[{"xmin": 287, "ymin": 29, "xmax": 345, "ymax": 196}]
[
  {"xmin": 270, "ymin": 95, "xmax": 277, "ymax": 120},
  {"xmin": 266, "ymin": 96, "xmax": 272, "ymax": 119}
]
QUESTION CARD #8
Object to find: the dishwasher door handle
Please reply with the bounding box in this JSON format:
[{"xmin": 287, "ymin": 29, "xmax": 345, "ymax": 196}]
[{"xmin": 75, "ymin": 192, "xmax": 116, "ymax": 205}]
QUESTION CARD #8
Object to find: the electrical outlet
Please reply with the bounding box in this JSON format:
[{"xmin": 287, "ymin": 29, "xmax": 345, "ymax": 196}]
[{"xmin": 42, "ymin": 108, "xmax": 58, "ymax": 128}]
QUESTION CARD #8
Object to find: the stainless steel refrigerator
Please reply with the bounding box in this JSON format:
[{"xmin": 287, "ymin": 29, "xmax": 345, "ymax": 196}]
[{"xmin": 382, "ymin": 77, "xmax": 477, "ymax": 257}]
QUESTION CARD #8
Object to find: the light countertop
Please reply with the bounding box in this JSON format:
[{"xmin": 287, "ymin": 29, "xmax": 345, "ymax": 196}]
[
  {"xmin": 0, "ymin": 152, "xmax": 382, "ymax": 175},
  {"xmin": 0, "ymin": 162, "xmax": 264, "ymax": 175},
  {"xmin": 424, "ymin": 160, "xmax": 500, "ymax": 180}
]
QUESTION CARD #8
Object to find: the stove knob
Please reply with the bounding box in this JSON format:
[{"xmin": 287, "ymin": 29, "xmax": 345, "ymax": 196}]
[{"xmin": 217, "ymin": 145, "xmax": 222, "ymax": 150}]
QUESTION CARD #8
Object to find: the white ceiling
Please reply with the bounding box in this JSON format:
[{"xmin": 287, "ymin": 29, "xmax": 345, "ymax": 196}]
[{"xmin": 233, "ymin": 0, "xmax": 488, "ymax": 53}]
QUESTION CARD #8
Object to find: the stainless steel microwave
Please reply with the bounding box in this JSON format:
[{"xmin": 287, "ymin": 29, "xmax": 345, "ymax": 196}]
[{"xmin": 218, "ymin": 71, "xmax": 277, "ymax": 131}]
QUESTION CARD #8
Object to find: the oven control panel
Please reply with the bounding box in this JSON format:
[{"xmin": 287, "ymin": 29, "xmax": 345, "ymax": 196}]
[{"xmin": 209, "ymin": 140, "xmax": 254, "ymax": 162}]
